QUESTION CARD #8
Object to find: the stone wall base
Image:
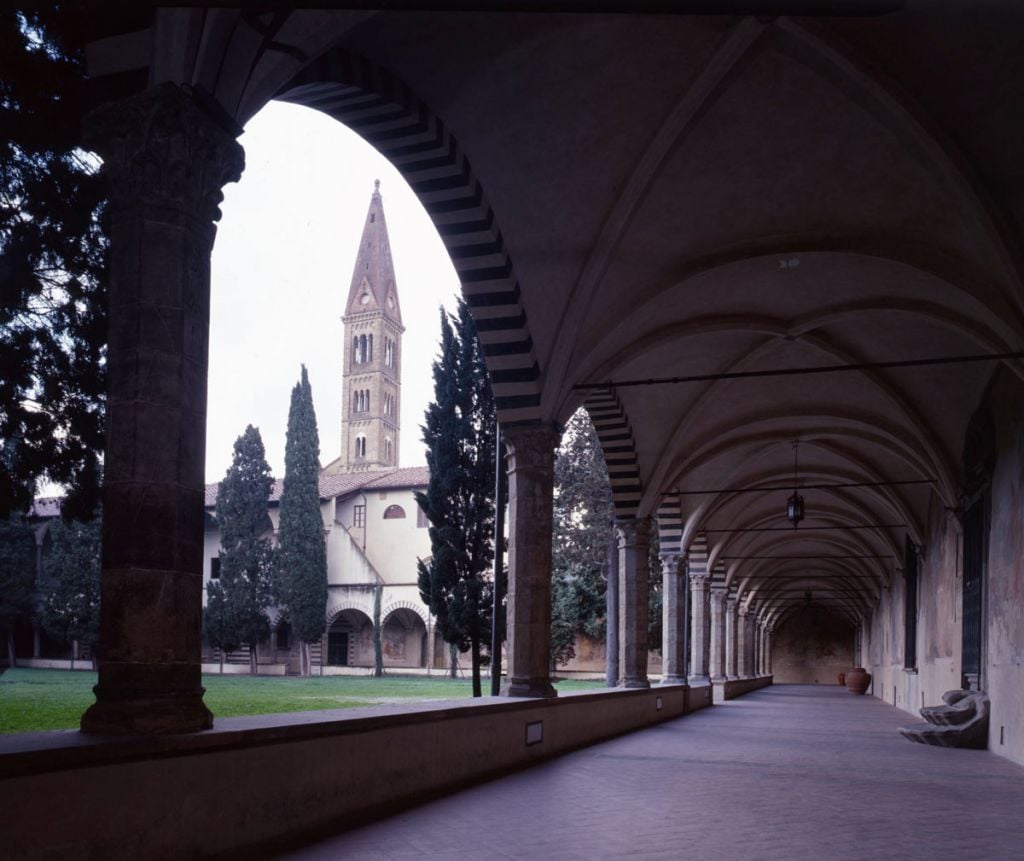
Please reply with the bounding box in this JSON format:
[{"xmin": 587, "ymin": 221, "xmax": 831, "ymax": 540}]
[{"xmin": 1, "ymin": 684, "xmax": 712, "ymax": 859}]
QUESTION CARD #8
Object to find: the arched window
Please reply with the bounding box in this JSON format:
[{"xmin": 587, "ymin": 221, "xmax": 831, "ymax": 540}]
[
  {"xmin": 385, "ymin": 437, "xmax": 393, "ymax": 463},
  {"xmin": 368, "ymin": 334, "xmax": 373, "ymax": 363},
  {"xmin": 352, "ymin": 336, "xmax": 359, "ymax": 365},
  {"xmin": 359, "ymin": 334, "xmax": 367, "ymax": 364},
  {"xmin": 355, "ymin": 435, "xmax": 366, "ymax": 458},
  {"xmin": 352, "ymin": 391, "xmax": 359, "ymax": 413},
  {"xmin": 383, "ymin": 504, "xmax": 406, "ymax": 519},
  {"xmin": 364, "ymin": 390, "xmax": 370, "ymax": 412}
]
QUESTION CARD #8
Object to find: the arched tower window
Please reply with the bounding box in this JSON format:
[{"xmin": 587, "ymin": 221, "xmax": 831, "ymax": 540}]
[
  {"xmin": 359, "ymin": 334, "xmax": 368, "ymax": 364},
  {"xmin": 383, "ymin": 504, "xmax": 406, "ymax": 519},
  {"xmin": 385, "ymin": 436, "xmax": 393, "ymax": 463},
  {"xmin": 353, "ymin": 391, "xmax": 359, "ymax": 413},
  {"xmin": 352, "ymin": 336, "xmax": 359, "ymax": 365},
  {"xmin": 368, "ymin": 334, "xmax": 374, "ymax": 363},
  {"xmin": 355, "ymin": 435, "xmax": 366, "ymax": 458}
]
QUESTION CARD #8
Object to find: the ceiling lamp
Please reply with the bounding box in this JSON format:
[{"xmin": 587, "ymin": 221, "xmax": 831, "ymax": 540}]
[{"xmin": 787, "ymin": 440, "xmax": 804, "ymax": 528}]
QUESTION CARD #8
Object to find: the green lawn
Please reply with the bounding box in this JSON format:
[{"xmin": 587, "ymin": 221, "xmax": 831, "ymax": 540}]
[{"xmin": 0, "ymin": 668, "xmax": 604, "ymax": 733}]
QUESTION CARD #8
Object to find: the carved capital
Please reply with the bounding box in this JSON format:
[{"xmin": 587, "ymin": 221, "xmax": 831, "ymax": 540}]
[
  {"xmin": 616, "ymin": 516, "xmax": 651, "ymax": 549},
  {"xmin": 689, "ymin": 571, "xmax": 711, "ymax": 589},
  {"xmin": 659, "ymin": 552, "xmax": 681, "ymax": 574},
  {"xmin": 85, "ymin": 83, "xmax": 244, "ymax": 228},
  {"xmin": 709, "ymin": 585, "xmax": 726, "ymax": 607},
  {"xmin": 504, "ymin": 422, "xmax": 558, "ymax": 475}
]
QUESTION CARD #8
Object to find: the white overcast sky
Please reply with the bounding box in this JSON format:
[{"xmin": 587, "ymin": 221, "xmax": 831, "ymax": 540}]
[{"xmin": 206, "ymin": 100, "xmax": 461, "ymax": 483}]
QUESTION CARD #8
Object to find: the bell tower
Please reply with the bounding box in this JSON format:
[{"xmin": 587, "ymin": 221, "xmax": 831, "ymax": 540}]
[{"xmin": 334, "ymin": 180, "xmax": 404, "ymax": 473}]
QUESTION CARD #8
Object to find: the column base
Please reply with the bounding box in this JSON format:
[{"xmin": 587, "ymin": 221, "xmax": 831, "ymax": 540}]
[
  {"xmin": 81, "ymin": 689, "xmax": 213, "ymax": 735},
  {"xmin": 619, "ymin": 676, "xmax": 650, "ymax": 689},
  {"xmin": 711, "ymin": 674, "xmax": 727, "ymax": 682},
  {"xmin": 689, "ymin": 675, "xmax": 711, "ymax": 686},
  {"xmin": 502, "ymin": 677, "xmax": 558, "ymax": 698},
  {"xmin": 660, "ymin": 675, "xmax": 688, "ymax": 686}
]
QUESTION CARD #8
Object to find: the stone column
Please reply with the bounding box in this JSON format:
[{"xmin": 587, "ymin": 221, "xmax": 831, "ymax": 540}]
[
  {"xmin": 725, "ymin": 594, "xmax": 738, "ymax": 680},
  {"xmin": 426, "ymin": 621, "xmax": 437, "ymax": 673},
  {"xmin": 618, "ymin": 518, "xmax": 651, "ymax": 689},
  {"xmin": 754, "ymin": 620, "xmax": 764, "ymax": 676},
  {"xmin": 32, "ymin": 624, "xmax": 41, "ymax": 659},
  {"xmin": 709, "ymin": 584, "xmax": 727, "ymax": 682},
  {"xmin": 502, "ymin": 423, "xmax": 558, "ymax": 698},
  {"xmin": 660, "ymin": 553, "xmax": 686, "ymax": 684},
  {"xmin": 605, "ymin": 529, "xmax": 619, "ymax": 688},
  {"xmin": 765, "ymin": 625, "xmax": 773, "ymax": 675},
  {"xmin": 688, "ymin": 572, "xmax": 711, "ymax": 684},
  {"xmin": 81, "ymin": 84, "xmax": 243, "ymax": 735},
  {"xmin": 737, "ymin": 606, "xmax": 749, "ymax": 678}
]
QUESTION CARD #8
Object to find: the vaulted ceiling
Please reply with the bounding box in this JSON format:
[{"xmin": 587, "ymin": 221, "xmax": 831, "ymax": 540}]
[{"xmin": 85, "ymin": 4, "xmax": 1024, "ymax": 624}]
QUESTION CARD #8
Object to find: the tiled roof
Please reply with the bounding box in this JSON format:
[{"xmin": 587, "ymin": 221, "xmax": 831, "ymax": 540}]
[{"xmin": 203, "ymin": 465, "xmax": 429, "ymax": 509}]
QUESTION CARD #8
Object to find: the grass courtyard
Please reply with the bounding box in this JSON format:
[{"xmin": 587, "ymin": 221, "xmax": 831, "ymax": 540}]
[{"xmin": 0, "ymin": 668, "xmax": 603, "ymax": 734}]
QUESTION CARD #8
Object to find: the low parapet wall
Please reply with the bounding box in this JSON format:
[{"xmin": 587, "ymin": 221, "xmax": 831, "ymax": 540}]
[
  {"xmin": 714, "ymin": 674, "xmax": 774, "ymax": 702},
  {"xmin": 1, "ymin": 682, "xmax": 714, "ymax": 859}
]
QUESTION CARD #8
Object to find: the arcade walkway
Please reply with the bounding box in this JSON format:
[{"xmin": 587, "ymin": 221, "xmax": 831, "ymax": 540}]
[{"xmin": 276, "ymin": 685, "xmax": 1024, "ymax": 860}]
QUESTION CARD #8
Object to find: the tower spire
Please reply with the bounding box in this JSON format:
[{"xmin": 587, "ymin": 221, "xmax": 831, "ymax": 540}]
[
  {"xmin": 329, "ymin": 182, "xmax": 405, "ymax": 474},
  {"xmin": 344, "ymin": 179, "xmax": 402, "ymax": 325}
]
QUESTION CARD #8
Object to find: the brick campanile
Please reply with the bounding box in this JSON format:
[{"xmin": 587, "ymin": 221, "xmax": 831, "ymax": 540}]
[{"xmin": 337, "ymin": 180, "xmax": 404, "ymax": 472}]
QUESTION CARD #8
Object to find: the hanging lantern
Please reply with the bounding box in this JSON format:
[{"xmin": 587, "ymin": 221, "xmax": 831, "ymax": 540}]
[
  {"xmin": 787, "ymin": 490, "xmax": 804, "ymax": 527},
  {"xmin": 787, "ymin": 440, "xmax": 804, "ymax": 528}
]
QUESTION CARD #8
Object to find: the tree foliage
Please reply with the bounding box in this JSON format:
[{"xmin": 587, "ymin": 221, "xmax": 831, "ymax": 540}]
[
  {"xmin": 550, "ymin": 409, "xmax": 614, "ymax": 667},
  {"xmin": 415, "ymin": 301, "xmax": 496, "ymax": 697},
  {"xmin": 275, "ymin": 366, "xmax": 327, "ymax": 676},
  {"xmin": 549, "ymin": 409, "xmax": 663, "ymax": 669},
  {"xmin": 1, "ymin": 9, "xmax": 107, "ymax": 519},
  {"xmin": 209, "ymin": 425, "xmax": 274, "ymax": 674},
  {"xmin": 0, "ymin": 517, "xmax": 36, "ymax": 667},
  {"xmin": 40, "ymin": 512, "xmax": 100, "ymax": 665}
]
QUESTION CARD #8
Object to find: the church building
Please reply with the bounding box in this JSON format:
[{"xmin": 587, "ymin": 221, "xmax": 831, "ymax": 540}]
[{"xmin": 200, "ymin": 183, "xmax": 438, "ymax": 674}]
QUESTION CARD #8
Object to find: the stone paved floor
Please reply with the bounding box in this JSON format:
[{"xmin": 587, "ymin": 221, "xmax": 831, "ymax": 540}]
[{"xmin": 274, "ymin": 685, "xmax": 1024, "ymax": 860}]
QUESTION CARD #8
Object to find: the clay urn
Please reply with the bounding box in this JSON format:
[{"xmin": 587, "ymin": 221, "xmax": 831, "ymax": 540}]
[
  {"xmin": 845, "ymin": 667, "xmax": 871, "ymax": 695},
  {"xmin": 838, "ymin": 672, "xmax": 846, "ymax": 686}
]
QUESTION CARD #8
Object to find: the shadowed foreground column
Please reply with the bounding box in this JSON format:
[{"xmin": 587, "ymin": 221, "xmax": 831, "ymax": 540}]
[
  {"xmin": 81, "ymin": 84, "xmax": 244, "ymax": 734},
  {"xmin": 737, "ymin": 605, "xmax": 749, "ymax": 679},
  {"xmin": 617, "ymin": 518, "xmax": 650, "ymax": 688},
  {"xmin": 502, "ymin": 423, "xmax": 558, "ymax": 698}
]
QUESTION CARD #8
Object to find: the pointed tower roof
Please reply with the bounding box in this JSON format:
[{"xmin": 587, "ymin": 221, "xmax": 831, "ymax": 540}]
[{"xmin": 344, "ymin": 180, "xmax": 403, "ymax": 327}]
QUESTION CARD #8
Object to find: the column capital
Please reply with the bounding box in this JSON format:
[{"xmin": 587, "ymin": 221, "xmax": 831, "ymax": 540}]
[
  {"xmin": 659, "ymin": 552, "xmax": 682, "ymax": 573},
  {"xmin": 616, "ymin": 516, "xmax": 652, "ymax": 547},
  {"xmin": 503, "ymin": 422, "xmax": 559, "ymax": 470},
  {"xmin": 709, "ymin": 586, "xmax": 726, "ymax": 607},
  {"xmin": 689, "ymin": 571, "xmax": 711, "ymax": 587},
  {"xmin": 726, "ymin": 594, "xmax": 738, "ymax": 609},
  {"xmin": 737, "ymin": 605, "xmax": 748, "ymax": 618},
  {"xmin": 85, "ymin": 83, "xmax": 244, "ymax": 227}
]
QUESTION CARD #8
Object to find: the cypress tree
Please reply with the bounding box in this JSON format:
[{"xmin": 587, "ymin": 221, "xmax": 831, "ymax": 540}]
[
  {"xmin": 214, "ymin": 425, "xmax": 274, "ymax": 674},
  {"xmin": 415, "ymin": 300, "xmax": 497, "ymax": 697},
  {"xmin": 276, "ymin": 366, "xmax": 327, "ymax": 677},
  {"xmin": 0, "ymin": 518, "xmax": 35, "ymax": 668},
  {"xmin": 40, "ymin": 513, "xmax": 101, "ymax": 668}
]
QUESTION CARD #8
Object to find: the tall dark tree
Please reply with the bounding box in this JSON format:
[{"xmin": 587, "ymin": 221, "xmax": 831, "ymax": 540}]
[
  {"xmin": 40, "ymin": 513, "xmax": 101, "ymax": 668},
  {"xmin": 0, "ymin": 518, "xmax": 36, "ymax": 668},
  {"xmin": 214, "ymin": 425, "xmax": 274, "ymax": 674},
  {"xmin": 550, "ymin": 409, "xmax": 614, "ymax": 668},
  {"xmin": 549, "ymin": 409, "xmax": 662, "ymax": 670},
  {"xmin": 416, "ymin": 301, "xmax": 496, "ymax": 697},
  {"xmin": 203, "ymin": 576, "xmax": 239, "ymax": 675},
  {"xmin": 1, "ymin": 9, "xmax": 108, "ymax": 519},
  {"xmin": 275, "ymin": 366, "xmax": 327, "ymax": 677}
]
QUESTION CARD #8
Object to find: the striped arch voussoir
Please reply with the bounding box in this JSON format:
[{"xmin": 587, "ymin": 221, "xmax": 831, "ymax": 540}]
[
  {"xmin": 656, "ymin": 496, "xmax": 683, "ymax": 557},
  {"xmin": 277, "ymin": 49, "xmax": 541, "ymax": 423},
  {"xmin": 584, "ymin": 388, "xmax": 642, "ymax": 520}
]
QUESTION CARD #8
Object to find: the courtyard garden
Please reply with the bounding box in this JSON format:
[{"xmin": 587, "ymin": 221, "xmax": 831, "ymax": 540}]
[{"xmin": 0, "ymin": 668, "xmax": 603, "ymax": 733}]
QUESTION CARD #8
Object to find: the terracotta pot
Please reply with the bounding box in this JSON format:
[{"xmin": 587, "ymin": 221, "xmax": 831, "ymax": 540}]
[
  {"xmin": 845, "ymin": 667, "xmax": 871, "ymax": 695},
  {"xmin": 838, "ymin": 672, "xmax": 846, "ymax": 686}
]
